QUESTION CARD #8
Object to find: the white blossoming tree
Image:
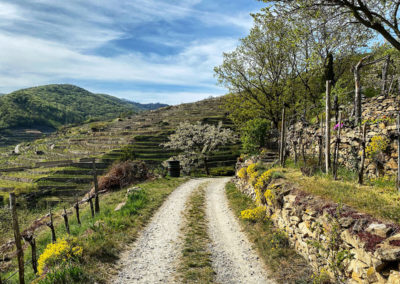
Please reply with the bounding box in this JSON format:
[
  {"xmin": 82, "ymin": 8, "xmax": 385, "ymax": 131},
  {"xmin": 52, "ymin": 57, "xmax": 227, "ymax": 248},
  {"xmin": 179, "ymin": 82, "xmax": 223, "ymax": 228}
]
[{"xmin": 162, "ymin": 121, "xmax": 237, "ymax": 175}]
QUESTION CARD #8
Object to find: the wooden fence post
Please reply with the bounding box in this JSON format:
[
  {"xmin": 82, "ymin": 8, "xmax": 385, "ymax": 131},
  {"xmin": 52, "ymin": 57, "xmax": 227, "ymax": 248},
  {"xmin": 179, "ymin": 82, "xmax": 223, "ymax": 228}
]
[
  {"xmin": 92, "ymin": 159, "xmax": 100, "ymax": 213},
  {"xmin": 10, "ymin": 193, "xmax": 24, "ymax": 284},
  {"xmin": 358, "ymin": 123, "xmax": 367, "ymax": 185},
  {"xmin": 333, "ymin": 112, "xmax": 342, "ymax": 180},
  {"xmin": 397, "ymin": 113, "xmax": 400, "ymax": 192},
  {"xmin": 46, "ymin": 209, "xmax": 56, "ymax": 243},
  {"xmin": 22, "ymin": 234, "xmax": 37, "ymax": 275},
  {"xmin": 318, "ymin": 115, "xmax": 323, "ymax": 168},
  {"xmin": 74, "ymin": 201, "xmax": 81, "ymax": 225},
  {"xmin": 62, "ymin": 207, "xmax": 70, "ymax": 235},
  {"xmin": 279, "ymin": 107, "xmax": 286, "ymax": 166},
  {"xmin": 325, "ymin": 80, "xmax": 332, "ymax": 173},
  {"xmin": 293, "ymin": 140, "xmax": 298, "ymax": 165}
]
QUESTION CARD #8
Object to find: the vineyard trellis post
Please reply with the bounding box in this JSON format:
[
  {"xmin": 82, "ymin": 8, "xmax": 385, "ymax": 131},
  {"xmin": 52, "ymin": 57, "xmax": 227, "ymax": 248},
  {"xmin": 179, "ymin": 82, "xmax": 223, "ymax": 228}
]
[
  {"xmin": 88, "ymin": 196, "xmax": 95, "ymax": 218},
  {"xmin": 397, "ymin": 112, "xmax": 400, "ymax": 192},
  {"xmin": 333, "ymin": 112, "xmax": 342, "ymax": 180},
  {"xmin": 358, "ymin": 123, "xmax": 367, "ymax": 185},
  {"xmin": 318, "ymin": 114, "xmax": 323, "ymax": 168},
  {"xmin": 10, "ymin": 193, "xmax": 24, "ymax": 284},
  {"xmin": 92, "ymin": 159, "xmax": 100, "ymax": 213},
  {"xmin": 325, "ymin": 80, "xmax": 332, "ymax": 173},
  {"xmin": 279, "ymin": 107, "xmax": 286, "ymax": 167}
]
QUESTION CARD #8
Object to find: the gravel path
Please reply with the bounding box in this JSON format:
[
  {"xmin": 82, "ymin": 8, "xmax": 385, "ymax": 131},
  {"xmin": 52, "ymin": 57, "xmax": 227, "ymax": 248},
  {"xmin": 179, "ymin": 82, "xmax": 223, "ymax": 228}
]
[
  {"xmin": 114, "ymin": 179, "xmax": 210, "ymax": 283},
  {"xmin": 205, "ymin": 177, "xmax": 275, "ymax": 284}
]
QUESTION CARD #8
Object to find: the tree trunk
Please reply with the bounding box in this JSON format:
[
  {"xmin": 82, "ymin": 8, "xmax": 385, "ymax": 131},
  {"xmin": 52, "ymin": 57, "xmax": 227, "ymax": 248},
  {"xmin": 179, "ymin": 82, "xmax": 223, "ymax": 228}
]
[
  {"xmin": 354, "ymin": 66, "xmax": 362, "ymax": 126},
  {"xmin": 10, "ymin": 193, "xmax": 25, "ymax": 284},
  {"xmin": 293, "ymin": 141, "xmax": 298, "ymax": 165},
  {"xmin": 318, "ymin": 115, "xmax": 324, "ymax": 168},
  {"xmin": 325, "ymin": 80, "xmax": 332, "ymax": 173}
]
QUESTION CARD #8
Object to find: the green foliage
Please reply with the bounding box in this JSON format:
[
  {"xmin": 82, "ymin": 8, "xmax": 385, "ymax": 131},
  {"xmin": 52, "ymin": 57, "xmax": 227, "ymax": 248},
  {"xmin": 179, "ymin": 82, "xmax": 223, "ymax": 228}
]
[
  {"xmin": 0, "ymin": 84, "xmax": 139, "ymax": 129},
  {"xmin": 240, "ymin": 118, "xmax": 270, "ymax": 154}
]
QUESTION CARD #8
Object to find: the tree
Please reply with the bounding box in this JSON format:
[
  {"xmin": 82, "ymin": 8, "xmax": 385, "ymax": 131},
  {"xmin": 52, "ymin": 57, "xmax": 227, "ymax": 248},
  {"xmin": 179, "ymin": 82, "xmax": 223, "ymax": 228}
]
[
  {"xmin": 162, "ymin": 121, "xmax": 237, "ymax": 175},
  {"xmin": 265, "ymin": 0, "xmax": 400, "ymax": 51},
  {"xmin": 240, "ymin": 118, "xmax": 270, "ymax": 154},
  {"xmin": 214, "ymin": 12, "xmax": 297, "ymax": 128}
]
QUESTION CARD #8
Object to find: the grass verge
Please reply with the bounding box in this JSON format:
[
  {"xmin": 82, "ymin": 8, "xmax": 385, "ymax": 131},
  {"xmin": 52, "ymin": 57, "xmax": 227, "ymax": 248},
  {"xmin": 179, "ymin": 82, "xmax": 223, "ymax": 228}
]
[
  {"xmin": 225, "ymin": 182, "xmax": 312, "ymax": 284},
  {"xmin": 279, "ymin": 167, "xmax": 400, "ymax": 224},
  {"xmin": 1, "ymin": 177, "xmax": 188, "ymax": 284},
  {"xmin": 177, "ymin": 184, "xmax": 215, "ymax": 283}
]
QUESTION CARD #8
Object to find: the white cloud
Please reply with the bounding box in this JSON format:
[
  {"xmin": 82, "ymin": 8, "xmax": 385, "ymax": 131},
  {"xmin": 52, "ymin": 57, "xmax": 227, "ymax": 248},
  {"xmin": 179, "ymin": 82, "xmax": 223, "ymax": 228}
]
[{"xmin": 0, "ymin": 0, "xmax": 256, "ymax": 103}]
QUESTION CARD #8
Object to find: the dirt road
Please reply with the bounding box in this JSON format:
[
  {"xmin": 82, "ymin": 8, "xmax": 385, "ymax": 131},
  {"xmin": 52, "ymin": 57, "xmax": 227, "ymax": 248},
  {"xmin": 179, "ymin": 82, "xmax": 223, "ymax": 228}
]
[{"xmin": 114, "ymin": 178, "xmax": 274, "ymax": 284}]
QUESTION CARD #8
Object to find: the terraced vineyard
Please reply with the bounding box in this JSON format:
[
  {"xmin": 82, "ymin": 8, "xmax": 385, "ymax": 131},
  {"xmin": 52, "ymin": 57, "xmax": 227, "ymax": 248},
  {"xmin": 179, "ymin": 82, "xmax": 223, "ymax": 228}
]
[{"xmin": 0, "ymin": 97, "xmax": 240, "ymax": 207}]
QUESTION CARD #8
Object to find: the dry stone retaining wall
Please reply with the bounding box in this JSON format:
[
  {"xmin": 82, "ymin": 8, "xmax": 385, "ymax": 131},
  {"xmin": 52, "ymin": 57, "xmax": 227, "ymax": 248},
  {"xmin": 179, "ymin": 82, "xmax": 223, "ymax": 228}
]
[
  {"xmin": 287, "ymin": 95, "xmax": 400, "ymax": 178},
  {"xmin": 234, "ymin": 160, "xmax": 400, "ymax": 283}
]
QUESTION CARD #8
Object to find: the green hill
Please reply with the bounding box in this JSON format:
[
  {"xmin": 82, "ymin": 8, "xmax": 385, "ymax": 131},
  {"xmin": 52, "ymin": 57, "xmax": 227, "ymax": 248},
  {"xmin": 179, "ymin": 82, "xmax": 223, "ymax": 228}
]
[{"xmin": 0, "ymin": 84, "xmax": 151, "ymax": 129}]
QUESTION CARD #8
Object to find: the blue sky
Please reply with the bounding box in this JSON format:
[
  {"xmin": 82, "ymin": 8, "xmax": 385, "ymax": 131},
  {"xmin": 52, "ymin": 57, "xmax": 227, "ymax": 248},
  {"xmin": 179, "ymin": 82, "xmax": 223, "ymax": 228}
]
[{"xmin": 0, "ymin": 0, "xmax": 265, "ymax": 104}]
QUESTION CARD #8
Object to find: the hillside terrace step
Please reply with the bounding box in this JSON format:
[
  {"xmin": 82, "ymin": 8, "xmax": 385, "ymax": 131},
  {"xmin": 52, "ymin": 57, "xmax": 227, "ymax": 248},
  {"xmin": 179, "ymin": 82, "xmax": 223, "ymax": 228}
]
[
  {"xmin": 38, "ymin": 185, "xmax": 78, "ymax": 190},
  {"xmin": 38, "ymin": 176, "xmax": 93, "ymax": 183},
  {"xmin": 0, "ymin": 175, "xmax": 34, "ymax": 183},
  {"xmin": 0, "ymin": 166, "xmax": 33, "ymax": 172},
  {"xmin": 35, "ymin": 160, "xmax": 73, "ymax": 167}
]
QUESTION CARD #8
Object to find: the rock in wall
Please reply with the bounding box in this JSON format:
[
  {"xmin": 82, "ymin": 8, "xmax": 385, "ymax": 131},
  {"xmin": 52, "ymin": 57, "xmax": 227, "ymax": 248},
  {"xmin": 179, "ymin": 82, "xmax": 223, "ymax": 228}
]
[{"xmin": 235, "ymin": 161, "xmax": 400, "ymax": 283}]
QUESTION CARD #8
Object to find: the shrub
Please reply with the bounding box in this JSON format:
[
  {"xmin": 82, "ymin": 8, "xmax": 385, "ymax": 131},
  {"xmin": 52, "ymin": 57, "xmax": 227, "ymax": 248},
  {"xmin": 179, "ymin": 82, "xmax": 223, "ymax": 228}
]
[
  {"xmin": 96, "ymin": 160, "xmax": 150, "ymax": 193},
  {"xmin": 37, "ymin": 237, "xmax": 83, "ymax": 276},
  {"xmin": 240, "ymin": 206, "xmax": 266, "ymax": 221},
  {"xmin": 366, "ymin": 135, "xmax": 389, "ymax": 160},
  {"xmin": 240, "ymin": 118, "xmax": 270, "ymax": 154},
  {"xmin": 237, "ymin": 167, "xmax": 247, "ymax": 179}
]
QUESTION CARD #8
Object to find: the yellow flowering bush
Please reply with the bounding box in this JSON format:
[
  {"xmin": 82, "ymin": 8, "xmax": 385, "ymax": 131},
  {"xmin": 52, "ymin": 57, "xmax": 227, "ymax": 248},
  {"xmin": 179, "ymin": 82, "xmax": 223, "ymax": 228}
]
[
  {"xmin": 237, "ymin": 167, "xmax": 247, "ymax": 179},
  {"xmin": 254, "ymin": 169, "xmax": 274, "ymax": 205},
  {"xmin": 366, "ymin": 135, "xmax": 389, "ymax": 160},
  {"xmin": 240, "ymin": 206, "xmax": 266, "ymax": 221},
  {"xmin": 264, "ymin": 188, "xmax": 276, "ymax": 206},
  {"xmin": 37, "ymin": 237, "xmax": 83, "ymax": 275}
]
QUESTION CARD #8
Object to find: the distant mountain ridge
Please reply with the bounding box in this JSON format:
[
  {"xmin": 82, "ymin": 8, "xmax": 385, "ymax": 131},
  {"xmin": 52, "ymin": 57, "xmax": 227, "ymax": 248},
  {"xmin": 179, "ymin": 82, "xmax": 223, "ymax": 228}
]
[{"xmin": 0, "ymin": 84, "xmax": 167, "ymax": 130}]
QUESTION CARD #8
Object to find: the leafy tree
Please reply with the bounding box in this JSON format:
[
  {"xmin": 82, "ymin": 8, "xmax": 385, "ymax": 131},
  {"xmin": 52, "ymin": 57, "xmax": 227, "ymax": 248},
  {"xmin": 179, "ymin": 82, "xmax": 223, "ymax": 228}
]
[
  {"xmin": 265, "ymin": 0, "xmax": 400, "ymax": 51},
  {"xmin": 240, "ymin": 118, "xmax": 270, "ymax": 154},
  {"xmin": 214, "ymin": 12, "xmax": 299, "ymax": 128},
  {"xmin": 162, "ymin": 121, "xmax": 237, "ymax": 175}
]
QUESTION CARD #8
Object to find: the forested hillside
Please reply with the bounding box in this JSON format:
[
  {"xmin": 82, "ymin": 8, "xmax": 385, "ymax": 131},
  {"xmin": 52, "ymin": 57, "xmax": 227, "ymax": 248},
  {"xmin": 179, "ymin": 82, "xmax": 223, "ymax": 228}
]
[{"xmin": 0, "ymin": 84, "xmax": 165, "ymax": 130}]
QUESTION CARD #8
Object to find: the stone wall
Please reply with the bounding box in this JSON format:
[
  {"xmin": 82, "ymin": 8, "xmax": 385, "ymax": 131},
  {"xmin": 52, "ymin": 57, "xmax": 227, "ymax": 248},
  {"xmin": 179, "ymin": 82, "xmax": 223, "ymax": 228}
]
[
  {"xmin": 287, "ymin": 95, "xmax": 400, "ymax": 177},
  {"xmin": 235, "ymin": 160, "xmax": 400, "ymax": 283}
]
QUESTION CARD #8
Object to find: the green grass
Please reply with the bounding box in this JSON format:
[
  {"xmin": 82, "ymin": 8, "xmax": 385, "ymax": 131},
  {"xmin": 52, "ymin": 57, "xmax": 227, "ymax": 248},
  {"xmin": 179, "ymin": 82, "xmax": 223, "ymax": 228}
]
[
  {"xmin": 177, "ymin": 184, "xmax": 215, "ymax": 283},
  {"xmin": 1, "ymin": 177, "xmax": 188, "ymax": 284},
  {"xmin": 280, "ymin": 167, "xmax": 400, "ymax": 224},
  {"xmin": 225, "ymin": 182, "xmax": 312, "ymax": 284}
]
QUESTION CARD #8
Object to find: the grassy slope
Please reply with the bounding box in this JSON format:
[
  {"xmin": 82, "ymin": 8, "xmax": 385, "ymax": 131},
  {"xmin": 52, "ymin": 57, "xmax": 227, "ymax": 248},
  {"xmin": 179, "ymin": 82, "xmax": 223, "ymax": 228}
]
[
  {"xmin": 225, "ymin": 182, "xmax": 312, "ymax": 284},
  {"xmin": 2, "ymin": 177, "xmax": 188, "ymax": 283}
]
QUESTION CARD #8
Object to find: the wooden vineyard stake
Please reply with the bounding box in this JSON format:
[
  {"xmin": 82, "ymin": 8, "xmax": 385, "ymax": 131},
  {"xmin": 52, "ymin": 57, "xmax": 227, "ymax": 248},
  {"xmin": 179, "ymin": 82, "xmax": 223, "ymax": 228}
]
[
  {"xmin": 333, "ymin": 112, "xmax": 342, "ymax": 180},
  {"xmin": 92, "ymin": 159, "xmax": 100, "ymax": 213},
  {"xmin": 318, "ymin": 115, "xmax": 323, "ymax": 168},
  {"xmin": 325, "ymin": 80, "xmax": 332, "ymax": 173},
  {"xmin": 22, "ymin": 233, "xmax": 37, "ymax": 275},
  {"xmin": 62, "ymin": 207, "xmax": 70, "ymax": 235},
  {"xmin": 47, "ymin": 209, "xmax": 56, "ymax": 243},
  {"xmin": 293, "ymin": 140, "xmax": 298, "ymax": 165},
  {"xmin": 10, "ymin": 193, "xmax": 25, "ymax": 284},
  {"xmin": 397, "ymin": 113, "xmax": 400, "ymax": 192},
  {"xmin": 74, "ymin": 201, "xmax": 81, "ymax": 225},
  {"xmin": 279, "ymin": 107, "xmax": 286, "ymax": 167},
  {"xmin": 358, "ymin": 123, "xmax": 367, "ymax": 185}
]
